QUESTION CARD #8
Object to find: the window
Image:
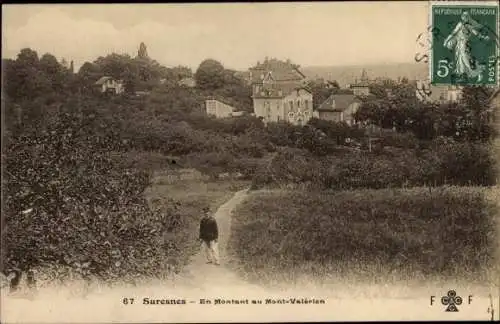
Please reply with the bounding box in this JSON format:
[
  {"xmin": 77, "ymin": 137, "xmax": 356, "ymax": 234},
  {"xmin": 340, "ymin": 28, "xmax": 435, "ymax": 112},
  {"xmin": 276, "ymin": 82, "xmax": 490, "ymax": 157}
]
[
  {"xmin": 290, "ymin": 101, "xmax": 294, "ymax": 110},
  {"xmin": 305, "ymin": 100, "xmax": 309, "ymax": 110},
  {"xmin": 297, "ymin": 100, "xmax": 301, "ymax": 108}
]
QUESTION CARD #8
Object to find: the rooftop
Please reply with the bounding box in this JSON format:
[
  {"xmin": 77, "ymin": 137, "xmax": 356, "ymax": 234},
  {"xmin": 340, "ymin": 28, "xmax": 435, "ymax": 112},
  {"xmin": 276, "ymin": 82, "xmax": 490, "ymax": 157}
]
[
  {"xmin": 248, "ymin": 59, "xmax": 306, "ymax": 84},
  {"xmin": 316, "ymin": 94, "xmax": 361, "ymax": 112},
  {"xmin": 95, "ymin": 76, "xmax": 122, "ymax": 85}
]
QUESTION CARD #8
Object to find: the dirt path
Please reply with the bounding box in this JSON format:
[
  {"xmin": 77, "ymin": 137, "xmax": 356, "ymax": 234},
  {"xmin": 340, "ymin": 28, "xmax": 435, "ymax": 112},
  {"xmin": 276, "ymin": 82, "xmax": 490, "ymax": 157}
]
[
  {"xmin": 1, "ymin": 188, "xmax": 499, "ymax": 322},
  {"xmin": 169, "ymin": 188, "xmax": 267, "ymax": 293}
]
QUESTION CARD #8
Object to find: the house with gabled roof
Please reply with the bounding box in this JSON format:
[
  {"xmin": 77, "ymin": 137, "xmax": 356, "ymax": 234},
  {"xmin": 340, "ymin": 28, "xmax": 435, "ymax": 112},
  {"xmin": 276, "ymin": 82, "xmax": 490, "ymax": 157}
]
[
  {"xmin": 314, "ymin": 94, "xmax": 361, "ymax": 125},
  {"xmin": 249, "ymin": 58, "xmax": 312, "ymax": 125},
  {"xmin": 94, "ymin": 76, "xmax": 124, "ymax": 95}
]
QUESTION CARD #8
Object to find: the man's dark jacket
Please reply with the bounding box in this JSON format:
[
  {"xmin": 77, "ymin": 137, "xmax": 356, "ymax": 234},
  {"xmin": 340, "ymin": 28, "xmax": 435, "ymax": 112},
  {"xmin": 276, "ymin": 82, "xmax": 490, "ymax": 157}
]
[{"xmin": 199, "ymin": 216, "xmax": 218, "ymax": 242}]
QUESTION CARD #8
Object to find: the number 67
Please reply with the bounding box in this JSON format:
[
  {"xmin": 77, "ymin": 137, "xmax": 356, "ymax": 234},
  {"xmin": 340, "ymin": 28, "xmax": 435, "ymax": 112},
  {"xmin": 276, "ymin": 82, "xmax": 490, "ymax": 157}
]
[{"xmin": 437, "ymin": 59, "xmax": 452, "ymax": 77}]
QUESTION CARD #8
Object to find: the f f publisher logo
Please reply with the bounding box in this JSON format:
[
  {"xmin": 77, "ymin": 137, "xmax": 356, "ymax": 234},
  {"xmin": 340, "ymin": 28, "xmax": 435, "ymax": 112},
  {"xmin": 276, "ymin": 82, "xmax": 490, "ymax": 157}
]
[{"xmin": 430, "ymin": 290, "xmax": 473, "ymax": 312}]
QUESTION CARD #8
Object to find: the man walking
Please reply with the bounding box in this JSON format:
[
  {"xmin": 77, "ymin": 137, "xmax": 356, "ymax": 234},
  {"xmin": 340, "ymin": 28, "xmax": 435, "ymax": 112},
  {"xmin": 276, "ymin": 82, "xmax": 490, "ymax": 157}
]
[{"xmin": 199, "ymin": 206, "xmax": 220, "ymax": 265}]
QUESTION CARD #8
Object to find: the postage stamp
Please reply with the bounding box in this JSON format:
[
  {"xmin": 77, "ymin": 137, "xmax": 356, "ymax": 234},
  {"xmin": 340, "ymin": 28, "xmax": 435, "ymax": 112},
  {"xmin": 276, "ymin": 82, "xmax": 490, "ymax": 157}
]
[
  {"xmin": 430, "ymin": 1, "xmax": 499, "ymax": 85},
  {"xmin": 3, "ymin": 2, "xmax": 500, "ymax": 323}
]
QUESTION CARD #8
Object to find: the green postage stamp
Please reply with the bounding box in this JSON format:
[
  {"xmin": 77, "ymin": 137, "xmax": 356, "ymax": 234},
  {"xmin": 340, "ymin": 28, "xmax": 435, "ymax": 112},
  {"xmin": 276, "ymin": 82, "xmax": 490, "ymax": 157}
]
[{"xmin": 430, "ymin": 1, "xmax": 499, "ymax": 85}]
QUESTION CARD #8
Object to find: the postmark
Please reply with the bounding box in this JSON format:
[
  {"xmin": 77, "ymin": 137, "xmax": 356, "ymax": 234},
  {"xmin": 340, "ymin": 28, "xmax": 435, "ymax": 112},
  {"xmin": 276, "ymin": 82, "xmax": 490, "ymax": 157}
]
[{"xmin": 429, "ymin": 1, "xmax": 499, "ymax": 86}]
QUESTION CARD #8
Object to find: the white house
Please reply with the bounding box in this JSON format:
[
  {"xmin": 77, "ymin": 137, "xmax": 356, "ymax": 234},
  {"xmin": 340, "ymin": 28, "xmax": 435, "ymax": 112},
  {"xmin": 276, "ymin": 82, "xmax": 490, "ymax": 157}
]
[{"xmin": 94, "ymin": 76, "xmax": 124, "ymax": 95}]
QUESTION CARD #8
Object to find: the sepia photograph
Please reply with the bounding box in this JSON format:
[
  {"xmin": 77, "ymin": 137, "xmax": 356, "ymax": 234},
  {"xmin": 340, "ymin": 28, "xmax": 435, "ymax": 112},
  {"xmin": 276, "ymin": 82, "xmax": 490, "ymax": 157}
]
[{"xmin": 1, "ymin": 1, "xmax": 500, "ymax": 322}]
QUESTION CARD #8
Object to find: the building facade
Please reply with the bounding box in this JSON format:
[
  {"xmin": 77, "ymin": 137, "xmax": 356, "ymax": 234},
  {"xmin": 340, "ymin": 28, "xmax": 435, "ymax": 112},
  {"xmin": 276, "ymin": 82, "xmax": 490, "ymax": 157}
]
[
  {"xmin": 249, "ymin": 59, "xmax": 312, "ymax": 125},
  {"xmin": 416, "ymin": 80, "xmax": 463, "ymax": 103},
  {"xmin": 350, "ymin": 69, "xmax": 371, "ymax": 97},
  {"xmin": 253, "ymin": 86, "xmax": 313, "ymax": 125},
  {"xmin": 314, "ymin": 94, "xmax": 361, "ymax": 125},
  {"xmin": 94, "ymin": 76, "xmax": 124, "ymax": 95}
]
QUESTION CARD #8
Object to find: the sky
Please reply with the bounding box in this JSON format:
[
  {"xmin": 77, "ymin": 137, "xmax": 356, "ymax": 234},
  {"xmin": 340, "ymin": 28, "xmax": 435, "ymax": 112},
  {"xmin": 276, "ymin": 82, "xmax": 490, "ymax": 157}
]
[{"xmin": 2, "ymin": 2, "xmax": 429, "ymax": 72}]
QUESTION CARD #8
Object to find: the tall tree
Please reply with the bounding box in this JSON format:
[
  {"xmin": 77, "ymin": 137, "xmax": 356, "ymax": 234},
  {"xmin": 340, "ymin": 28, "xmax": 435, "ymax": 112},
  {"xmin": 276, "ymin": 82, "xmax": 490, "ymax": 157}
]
[
  {"xmin": 39, "ymin": 53, "xmax": 66, "ymax": 93},
  {"xmin": 137, "ymin": 42, "xmax": 149, "ymax": 59},
  {"xmin": 194, "ymin": 59, "xmax": 225, "ymax": 90},
  {"xmin": 6, "ymin": 48, "xmax": 51, "ymax": 101}
]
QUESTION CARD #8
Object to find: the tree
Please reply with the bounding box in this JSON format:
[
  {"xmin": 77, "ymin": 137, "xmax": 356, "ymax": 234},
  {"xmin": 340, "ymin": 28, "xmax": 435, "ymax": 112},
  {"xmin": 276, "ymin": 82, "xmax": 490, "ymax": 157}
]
[
  {"xmin": 194, "ymin": 59, "xmax": 225, "ymax": 90},
  {"xmin": 306, "ymin": 79, "xmax": 337, "ymax": 109},
  {"xmin": 138, "ymin": 42, "xmax": 149, "ymax": 59},
  {"xmin": 459, "ymin": 86, "xmax": 495, "ymax": 142},
  {"xmin": 39, "ymin": 53, "xmax": 67, "ymax": 93},
  {"xmin": 77, "ymin": 62, "xmax": 102, "ymax": 93},
  {"xmin": 17, "ymin": 48, "xmax": 39, "ymax": 67},
  {"xmin": 5, "ymin": 48, "xmax": 51, "ymax": 101},
  {"xmin": 171, "ymin": 66, "xmax": 193, "ymax": 81}
]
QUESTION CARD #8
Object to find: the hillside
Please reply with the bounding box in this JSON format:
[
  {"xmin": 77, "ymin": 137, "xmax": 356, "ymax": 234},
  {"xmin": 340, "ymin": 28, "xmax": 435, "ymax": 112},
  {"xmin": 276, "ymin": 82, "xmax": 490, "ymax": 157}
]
[{"xmin": 301, "ymin": 62, "xmax": 428, "ymax": 87}]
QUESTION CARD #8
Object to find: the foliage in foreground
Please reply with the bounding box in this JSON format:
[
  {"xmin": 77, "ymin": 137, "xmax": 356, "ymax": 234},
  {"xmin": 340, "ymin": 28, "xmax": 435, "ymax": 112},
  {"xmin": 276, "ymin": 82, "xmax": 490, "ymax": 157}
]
[
  {"xmin": 229, "ymin": 186, "xmax": 498, "ymax": 283},
  {"xmin": 2, "ymin": 109, "xmax": 188, "ymax": 283}
]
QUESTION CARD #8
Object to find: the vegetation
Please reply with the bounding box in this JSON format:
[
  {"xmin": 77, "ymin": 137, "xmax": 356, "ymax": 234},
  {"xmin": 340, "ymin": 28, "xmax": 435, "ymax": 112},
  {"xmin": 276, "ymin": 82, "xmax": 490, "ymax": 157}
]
[
  {"xmin": 2, "ymin": 45, "xmax": 497, "ymax": 288},
  {"xmin": 251, "ymin": 138, "xmax": 497, "ymax": 190},
  {"xmin": 229, "ymin": 186, "xmax": 499, "ymax": 284}
]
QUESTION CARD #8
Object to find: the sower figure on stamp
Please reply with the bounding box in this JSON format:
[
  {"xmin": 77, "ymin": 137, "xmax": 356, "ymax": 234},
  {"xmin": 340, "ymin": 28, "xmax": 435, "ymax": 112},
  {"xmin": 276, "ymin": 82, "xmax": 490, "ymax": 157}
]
[
  {"xmin": 443, "ymin": 11, "xmax": 490, "ymax": 82},
  {"xmin": 199, "ymin": 207, "xmax": 220, "ymax": 265}
]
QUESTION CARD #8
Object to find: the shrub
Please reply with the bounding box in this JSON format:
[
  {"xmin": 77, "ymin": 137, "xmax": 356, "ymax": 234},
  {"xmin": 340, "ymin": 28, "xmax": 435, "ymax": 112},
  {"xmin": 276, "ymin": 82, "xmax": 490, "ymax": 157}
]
[
  {"xmin": 252, "ymin": 140, "xmax": 497, "ymax": 190},
  {"xmin": 2, "ymin": 109, "xmax": 189, "ymax": 284}
]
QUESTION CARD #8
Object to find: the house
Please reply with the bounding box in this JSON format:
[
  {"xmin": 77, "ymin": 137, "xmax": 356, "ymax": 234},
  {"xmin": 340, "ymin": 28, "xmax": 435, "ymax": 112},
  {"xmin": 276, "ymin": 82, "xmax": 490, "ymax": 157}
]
[
  {"xmin": 349, "ymin": 69, "xmax": 371, "ymax": 97},
  {"xmin": 178, "ymin": 77, "xmax": 196, "ymax": 88},
  {"xmin": 252, "ymin": 83, "xmax": 313, "ymax": 126},
  {"xmin": 94, "ymin": 76, "xmax": 124, "ymax": 95},
  {"xmin": 249, "ymin": 59, "xmax": 312, "ymax": 125},
  {"xmin": 206, "ymin": 98, "xmax": 242, "ymax": 118},
  {"xmin": 416, "ymin": 80, "xmax": 463, "ymax": 103},
  {"xmin": 314, "ymin": 94, "xmax": 361, "ymax": 125}
]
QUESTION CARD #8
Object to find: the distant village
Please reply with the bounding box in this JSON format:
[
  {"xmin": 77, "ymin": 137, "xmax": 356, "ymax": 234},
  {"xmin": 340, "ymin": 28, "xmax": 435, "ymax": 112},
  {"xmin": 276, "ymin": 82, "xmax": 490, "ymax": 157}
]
[{"xmin": 90, "ymin": 44, "xmax": 474, "ymax": 127}]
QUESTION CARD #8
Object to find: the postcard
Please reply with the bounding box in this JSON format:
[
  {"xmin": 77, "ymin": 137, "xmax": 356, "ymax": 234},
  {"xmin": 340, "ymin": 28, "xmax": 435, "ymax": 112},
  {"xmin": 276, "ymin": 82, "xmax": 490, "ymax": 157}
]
[{"xmin": 2, "ymin": 1, "xmax": 499, "ymax": 322}]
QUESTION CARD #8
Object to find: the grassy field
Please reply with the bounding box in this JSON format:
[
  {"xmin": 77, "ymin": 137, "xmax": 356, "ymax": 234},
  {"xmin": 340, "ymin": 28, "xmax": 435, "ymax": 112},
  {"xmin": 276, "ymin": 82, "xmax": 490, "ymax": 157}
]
[{"xmin": 228, "ymin": 186, "xmax": 500, "ymax": 287}]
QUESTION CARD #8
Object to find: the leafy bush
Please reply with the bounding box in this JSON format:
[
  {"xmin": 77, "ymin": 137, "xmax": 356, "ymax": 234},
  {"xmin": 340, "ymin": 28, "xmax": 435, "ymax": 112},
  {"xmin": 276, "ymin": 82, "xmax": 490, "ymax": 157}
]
[
  {"xmin": 3, "ymin": 109, "xmax": 189, "ymax": 283},
  {"xmin": 252, "ymin": 137, "xmax": 497, "ymax": 190}
]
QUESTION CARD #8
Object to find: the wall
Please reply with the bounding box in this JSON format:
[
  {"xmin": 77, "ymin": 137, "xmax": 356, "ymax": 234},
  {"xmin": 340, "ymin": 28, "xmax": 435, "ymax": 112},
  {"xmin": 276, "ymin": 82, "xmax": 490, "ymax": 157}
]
[
  {"xmin": 206, "ymin": 99, "xmax": 236, "ymax": 118},
  {"xmin": 343, "ymin": 102, "xmax": 360, "ymax": 125},
  {"xmin": 284, "ymin": 89, "xmax": 313, "ymax": 125},
  {"xmin": 317, "ymin": 110, "xmax": 341, "ymax": 122},
  {"xmin": 352, "ymin": 86, "xmax": 370, "ymax": 96},
  {"xmin": 253, "ymin": 89, "xmax": 313, "ymax": 125},
  {"xmin": 253, "ymin": 97, "xmax": 283, "ymax": 122}
]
